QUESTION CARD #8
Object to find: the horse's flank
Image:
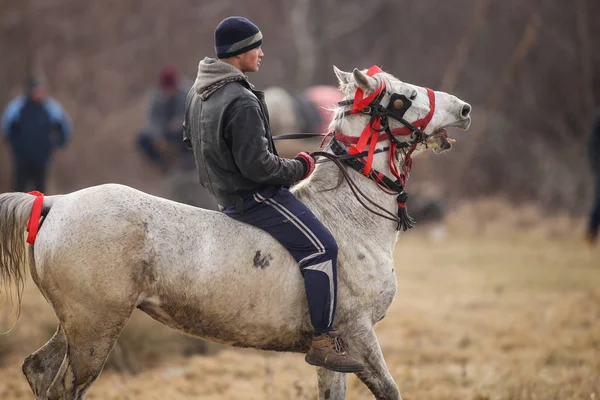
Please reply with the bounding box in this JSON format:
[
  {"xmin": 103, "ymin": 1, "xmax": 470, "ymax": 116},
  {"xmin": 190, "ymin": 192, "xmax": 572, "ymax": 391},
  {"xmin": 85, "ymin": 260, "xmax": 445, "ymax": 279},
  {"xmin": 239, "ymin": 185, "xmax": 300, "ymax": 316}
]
[{"xmin": 26, "ymin": 174, "xmax": 397, "ymax": 351}]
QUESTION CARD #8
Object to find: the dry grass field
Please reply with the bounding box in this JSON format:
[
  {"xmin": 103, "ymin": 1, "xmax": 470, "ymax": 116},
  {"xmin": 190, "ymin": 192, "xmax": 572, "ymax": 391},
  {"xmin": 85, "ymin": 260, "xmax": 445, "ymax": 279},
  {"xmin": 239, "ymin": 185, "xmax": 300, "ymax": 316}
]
[{"xmin": 0, "ymin": 201, "xmax": 598, "ymax": 399}]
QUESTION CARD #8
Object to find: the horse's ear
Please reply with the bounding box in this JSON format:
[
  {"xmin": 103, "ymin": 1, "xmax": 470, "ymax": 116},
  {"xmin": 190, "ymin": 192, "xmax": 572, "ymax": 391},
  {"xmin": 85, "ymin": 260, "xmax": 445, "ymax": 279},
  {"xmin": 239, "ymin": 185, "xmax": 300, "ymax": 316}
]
[
  {"xmin": 333, "ymin": 66, "xmax": 352, "ymax": 85},
  {"xmin": 353, "ymin": 68, "xmax": 378, "ymax": 93}
]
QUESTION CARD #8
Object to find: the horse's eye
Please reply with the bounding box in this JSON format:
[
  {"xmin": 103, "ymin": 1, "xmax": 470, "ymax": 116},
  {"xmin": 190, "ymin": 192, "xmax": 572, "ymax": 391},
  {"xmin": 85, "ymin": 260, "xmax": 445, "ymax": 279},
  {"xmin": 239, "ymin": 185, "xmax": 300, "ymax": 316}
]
[{"xmin": 409, "ymin": 91, "xmax": 417, "ymax": 100}]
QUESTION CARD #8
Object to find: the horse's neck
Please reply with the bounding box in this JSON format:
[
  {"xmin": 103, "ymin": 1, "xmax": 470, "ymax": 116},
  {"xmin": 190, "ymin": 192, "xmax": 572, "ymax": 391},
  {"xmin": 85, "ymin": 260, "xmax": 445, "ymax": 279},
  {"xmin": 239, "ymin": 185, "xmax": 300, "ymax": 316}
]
[
  {"xmin": 293, "ymin": 155, "xmax": 399, "ymax": 254},
  {"xmin": 292, "ymin": 111, "xmax": 406, "ymax": 253}
]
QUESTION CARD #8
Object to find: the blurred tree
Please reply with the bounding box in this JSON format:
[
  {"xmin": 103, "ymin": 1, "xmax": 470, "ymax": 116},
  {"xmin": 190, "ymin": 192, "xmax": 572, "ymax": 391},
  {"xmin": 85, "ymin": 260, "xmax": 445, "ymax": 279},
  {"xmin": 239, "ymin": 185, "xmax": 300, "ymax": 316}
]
[
  {"xmin": 0, "ymin": 0, "xmax": 597, "ymax": 212},
  {"xmin": 0, "ymin": 0, "xmax": 38, "ymax": 191}
]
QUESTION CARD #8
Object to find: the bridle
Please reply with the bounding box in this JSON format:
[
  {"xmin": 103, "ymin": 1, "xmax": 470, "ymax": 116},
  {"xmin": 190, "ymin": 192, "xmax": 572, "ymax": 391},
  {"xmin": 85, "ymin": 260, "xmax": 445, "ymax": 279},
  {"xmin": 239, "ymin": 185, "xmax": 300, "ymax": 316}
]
[
  {"xmin": 333, "ymin": 65, "xmax": 436, "ymax": 185},
  {"xmin": 327, "ymin": 66, "xmax": 437, "ymax": 230},
  {"xmin": 274, "ymin": 65, "xmax": 438, "ymax": 231}
]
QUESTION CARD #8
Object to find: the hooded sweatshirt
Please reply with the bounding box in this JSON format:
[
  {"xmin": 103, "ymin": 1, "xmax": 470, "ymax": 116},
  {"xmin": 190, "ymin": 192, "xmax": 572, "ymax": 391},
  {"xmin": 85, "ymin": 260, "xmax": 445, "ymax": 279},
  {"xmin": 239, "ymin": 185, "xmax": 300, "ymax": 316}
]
[{"xmin": 192, "ymin": 57, "xmax": 248, "ymax": 100}]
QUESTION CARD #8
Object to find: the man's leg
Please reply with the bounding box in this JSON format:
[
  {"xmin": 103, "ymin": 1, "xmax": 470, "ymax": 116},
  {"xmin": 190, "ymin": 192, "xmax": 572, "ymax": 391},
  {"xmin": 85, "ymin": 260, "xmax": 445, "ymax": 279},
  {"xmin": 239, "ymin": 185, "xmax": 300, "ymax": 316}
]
[
  {"xmin": 224, "ymin": 188, "xmax": 363, "ymax": 372},
  {"xmin": 225, "ymin": 188, "xmax": 336, "ymax": 332},
  {"xmin": 255, "ymin": 189, "xmax": 338, "ymax": 334},
  {"xmin": 136, "ymin": 130, "xmax": 167, "ymax": 171},
  {"xmin": 30, "ymin": 164, "xmax": 47, "ymax": 193},
  {"xmin": 11, "ymin": 159, "xmax": 27, "ymax": 192},
  {"xmin": 588, "ymin": 175, "xmax": 600, "ymax": 242},
  {"xmin": 165, "ymin": 129, "xmax": 195, "ymax": 171}
]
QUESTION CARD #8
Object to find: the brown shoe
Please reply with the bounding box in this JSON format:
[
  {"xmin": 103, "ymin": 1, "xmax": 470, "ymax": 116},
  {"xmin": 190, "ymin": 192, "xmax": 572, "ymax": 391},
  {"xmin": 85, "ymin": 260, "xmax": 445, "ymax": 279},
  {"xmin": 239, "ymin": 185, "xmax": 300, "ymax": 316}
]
[{"xmin": 305, "ymin": 331, "xmax": 364, "ymax": 373}]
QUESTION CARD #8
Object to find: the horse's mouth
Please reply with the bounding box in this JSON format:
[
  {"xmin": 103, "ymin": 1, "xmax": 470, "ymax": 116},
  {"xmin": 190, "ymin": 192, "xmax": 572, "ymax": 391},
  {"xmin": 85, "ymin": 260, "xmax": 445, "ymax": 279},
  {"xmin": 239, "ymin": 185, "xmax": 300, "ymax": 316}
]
[
  {"xmin": 429, "ymin": 129, "xmax": 452, "ymax": 153},
  {"xmin": 429, "ymin": 118, "xmax": 471, "ymax": 153}
]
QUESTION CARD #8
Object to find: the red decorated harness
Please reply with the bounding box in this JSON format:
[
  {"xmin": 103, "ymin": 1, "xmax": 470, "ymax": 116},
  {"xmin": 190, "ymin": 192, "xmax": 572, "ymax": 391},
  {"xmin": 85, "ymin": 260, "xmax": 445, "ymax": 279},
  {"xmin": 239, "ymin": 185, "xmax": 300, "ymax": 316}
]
[{"xmin": 327, "ymin": 65, "xmax": 437, "ymax": 230}]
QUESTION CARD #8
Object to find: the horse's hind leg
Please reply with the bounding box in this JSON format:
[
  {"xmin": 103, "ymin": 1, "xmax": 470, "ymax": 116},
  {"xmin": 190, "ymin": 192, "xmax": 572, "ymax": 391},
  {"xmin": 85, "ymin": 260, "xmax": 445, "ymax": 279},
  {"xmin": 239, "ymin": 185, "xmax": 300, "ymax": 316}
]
[
  {"xmin": 22, "ymin": 326, "xmax": 67, "ymax": 399},
  {"xmin": 46, "ymin": 302, "xmax": 134, "ymax": 400},
  {"xmin": 317, "ymin": 368, "xmax": 347, "ymax": 400}
]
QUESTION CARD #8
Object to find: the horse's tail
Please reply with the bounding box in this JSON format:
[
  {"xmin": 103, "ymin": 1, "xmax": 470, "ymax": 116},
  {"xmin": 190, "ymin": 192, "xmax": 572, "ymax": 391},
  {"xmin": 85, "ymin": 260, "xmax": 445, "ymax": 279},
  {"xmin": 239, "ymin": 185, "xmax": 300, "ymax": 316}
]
[{"xmin": 0, "ymin": 192, "xmax": 52, "ymax": 328}]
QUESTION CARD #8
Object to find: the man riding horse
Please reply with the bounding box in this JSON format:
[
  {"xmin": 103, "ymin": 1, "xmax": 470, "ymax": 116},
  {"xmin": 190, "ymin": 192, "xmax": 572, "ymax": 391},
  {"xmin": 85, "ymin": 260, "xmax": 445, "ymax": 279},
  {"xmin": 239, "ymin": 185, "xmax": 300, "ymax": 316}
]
[
  {"xmin": 183, "ymin": 16, "xmax": 364, "ymax": 373},
  {"xmin": 0, "ymin": 14, "xmax": 472, "ymax": 397}
]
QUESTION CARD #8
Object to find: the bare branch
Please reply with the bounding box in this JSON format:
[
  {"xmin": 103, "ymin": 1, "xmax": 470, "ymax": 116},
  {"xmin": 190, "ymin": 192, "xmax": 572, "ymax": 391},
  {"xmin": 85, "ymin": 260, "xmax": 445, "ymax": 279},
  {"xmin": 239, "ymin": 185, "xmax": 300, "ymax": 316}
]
[
  {"xmin": 321, "ymin": 0, "xmax": 390, "ymax": 46},
  {"xmin": 575, "ymin": 0, "xmax": 594, "ymax": 116},
  {"xmin": 440, "ymin": 0, "xmax": 491, "ymax": 92},
  {"xmin": 90, "ymin": 36, "xmax": 157, "ymax": 64},
  {"xmin": 451, "ymin": 13, "xmax": 543, "ymax": 185},
  {"xmin": 286, "ymin": 0, "xmax": 317, "ymax": 88},
  {"xmin": 194, "ymin": 0, "xmax": 233, "ymax": 21},
  {"xmin": 487, "ymin": 15, "xmax": 542, "ymax": 112}
]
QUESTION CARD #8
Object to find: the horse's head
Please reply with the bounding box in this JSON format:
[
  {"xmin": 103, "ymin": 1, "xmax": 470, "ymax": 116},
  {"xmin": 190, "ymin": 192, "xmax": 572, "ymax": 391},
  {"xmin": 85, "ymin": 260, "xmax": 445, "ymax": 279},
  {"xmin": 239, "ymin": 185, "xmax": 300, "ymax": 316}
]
[{"xmin": 331, "ymin": 66, "xmax": 471, "ymax": 155}]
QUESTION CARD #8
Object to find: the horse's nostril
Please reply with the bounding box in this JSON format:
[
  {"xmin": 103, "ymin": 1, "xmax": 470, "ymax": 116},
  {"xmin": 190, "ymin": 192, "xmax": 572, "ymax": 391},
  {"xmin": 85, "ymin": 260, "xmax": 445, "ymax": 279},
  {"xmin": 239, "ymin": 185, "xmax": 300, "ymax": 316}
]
[{"xmin": 461, "ymin": 104, "xmax": 471, "ymax": 118}]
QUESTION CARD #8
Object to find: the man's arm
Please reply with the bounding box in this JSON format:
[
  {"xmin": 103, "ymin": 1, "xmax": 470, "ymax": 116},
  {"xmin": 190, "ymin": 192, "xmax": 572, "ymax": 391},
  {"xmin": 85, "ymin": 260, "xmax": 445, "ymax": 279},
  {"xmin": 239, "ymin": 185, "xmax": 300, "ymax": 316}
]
[
  {"xmin": 227, "ymin": 105, "xmax": 306, "ymax": 186},
  {"xmin": 1, "ymin": 96, "xmax": 25, "ymax": 139},
  {"xmin": 45, "ymin": 98, "xmax": 73, "ymax": 147},
  {"xmin": 145, "ymin": 91, "xmax": 164, "ymax": 137}
]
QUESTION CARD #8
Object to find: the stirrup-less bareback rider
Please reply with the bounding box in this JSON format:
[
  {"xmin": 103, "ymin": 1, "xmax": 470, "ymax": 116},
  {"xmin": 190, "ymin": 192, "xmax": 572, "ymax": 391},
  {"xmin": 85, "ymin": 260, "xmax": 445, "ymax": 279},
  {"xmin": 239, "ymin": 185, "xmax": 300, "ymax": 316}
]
[{"xmin": 183, "ymin": 16, "xmax": 364, "ymax": 373}]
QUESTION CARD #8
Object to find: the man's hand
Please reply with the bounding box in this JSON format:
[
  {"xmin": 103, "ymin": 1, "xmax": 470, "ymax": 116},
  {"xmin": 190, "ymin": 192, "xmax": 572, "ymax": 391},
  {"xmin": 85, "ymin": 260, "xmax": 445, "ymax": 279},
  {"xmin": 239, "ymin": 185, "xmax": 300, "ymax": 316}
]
[
  {"xmin": 294, "ymin": 152, "xmax": 315, "ymax": 180},
  {"xmin": 156, "ymin": 136, "xmax": 169, "ymax": 154},
  {"xmin": 169, "ymin": 118, "xmax": 182, "ymax": 133}
]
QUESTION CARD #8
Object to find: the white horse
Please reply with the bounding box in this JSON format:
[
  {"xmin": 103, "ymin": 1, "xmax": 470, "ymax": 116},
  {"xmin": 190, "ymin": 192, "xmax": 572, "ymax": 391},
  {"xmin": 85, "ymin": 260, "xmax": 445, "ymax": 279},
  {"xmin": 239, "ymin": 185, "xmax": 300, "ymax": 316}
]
[{"xmin": 0, "ymin": 66, "xmax": 471, "ymax": 400}]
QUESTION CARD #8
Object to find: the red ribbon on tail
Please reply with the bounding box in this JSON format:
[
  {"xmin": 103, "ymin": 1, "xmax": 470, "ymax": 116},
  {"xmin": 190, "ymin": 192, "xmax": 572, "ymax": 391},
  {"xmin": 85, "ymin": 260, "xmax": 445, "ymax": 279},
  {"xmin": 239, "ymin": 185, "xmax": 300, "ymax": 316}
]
[{"xmin": 26, "ymin": 191, "xmax": 44, "ymax": 244}]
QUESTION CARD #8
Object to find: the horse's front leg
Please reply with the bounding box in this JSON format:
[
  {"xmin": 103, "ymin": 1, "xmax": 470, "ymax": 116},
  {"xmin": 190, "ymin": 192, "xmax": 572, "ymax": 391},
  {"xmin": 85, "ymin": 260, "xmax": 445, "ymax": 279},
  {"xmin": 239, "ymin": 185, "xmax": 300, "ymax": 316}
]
[
  {"xmin": 317, "ymin": 367, "xmax": 347, "ymax": 400},
  {"xmin": 350, "ymin": 326, "xmax": 402, "ymax": 400}
]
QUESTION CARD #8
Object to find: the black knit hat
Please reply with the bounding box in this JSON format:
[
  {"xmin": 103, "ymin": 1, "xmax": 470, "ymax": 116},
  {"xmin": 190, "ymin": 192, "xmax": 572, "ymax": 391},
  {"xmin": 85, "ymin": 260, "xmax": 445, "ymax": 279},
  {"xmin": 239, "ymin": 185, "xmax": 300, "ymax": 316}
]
[
  {"xmin": 24, "ymin": 77, "xmax": 43, "ymax": 94},
  {"xmin": 215, "ymin": 16, "xmax": 263, "ymax": 59}
]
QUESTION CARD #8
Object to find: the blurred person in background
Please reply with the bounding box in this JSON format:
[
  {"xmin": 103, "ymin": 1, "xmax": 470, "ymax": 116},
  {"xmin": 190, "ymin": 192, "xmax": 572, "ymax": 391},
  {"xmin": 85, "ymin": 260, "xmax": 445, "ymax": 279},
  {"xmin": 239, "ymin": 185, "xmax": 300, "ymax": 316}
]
[
  {"xmin": 1, "ymin": 77, "xmax": 72, "ymax": 193},
  {"xmin": 136, "ymin": 64, "xmax": 193, "ymax": 173},
  {"xmin": 586, "ymin": 109, "xmax": 600, "ymax": 246},
  {"xmin": 183, "ymin": 16, "xmax": 363, "ymax": 373}
]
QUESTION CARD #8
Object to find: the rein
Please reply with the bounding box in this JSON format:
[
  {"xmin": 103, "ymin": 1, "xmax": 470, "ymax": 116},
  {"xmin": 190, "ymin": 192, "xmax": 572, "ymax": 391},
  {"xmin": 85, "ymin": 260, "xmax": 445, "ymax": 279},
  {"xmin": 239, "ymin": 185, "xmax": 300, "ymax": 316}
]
[
  {"xmin": 272, "ymin": 134, "xmax": 405, "ymax": 227},
  {"xmin": 275, "ymin": 135, "xmax": 415, "ymax": 230},
  {"xmin": 272, "ymin": 133, "xmax": 328, "ymax": 141},
  {"xmin": 309, "ymin": 150, "xmax": 408, "ymax": 227}
]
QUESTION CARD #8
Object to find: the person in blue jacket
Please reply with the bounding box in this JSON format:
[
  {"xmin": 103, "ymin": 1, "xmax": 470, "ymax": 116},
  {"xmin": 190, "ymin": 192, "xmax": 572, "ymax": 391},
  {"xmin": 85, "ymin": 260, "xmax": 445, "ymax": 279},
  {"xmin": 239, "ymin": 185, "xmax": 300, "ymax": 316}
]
[{"xmin": 1, "ymin": 77, "xmax": 72, "ymax": 193}]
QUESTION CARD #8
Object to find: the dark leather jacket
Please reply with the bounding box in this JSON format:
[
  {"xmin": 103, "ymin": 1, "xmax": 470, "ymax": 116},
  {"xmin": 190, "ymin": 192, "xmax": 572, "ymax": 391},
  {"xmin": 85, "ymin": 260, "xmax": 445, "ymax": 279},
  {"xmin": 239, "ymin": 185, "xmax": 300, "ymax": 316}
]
[{"xmin": 183, "ymin": 74, "xmax": 304, "ymax": 209}]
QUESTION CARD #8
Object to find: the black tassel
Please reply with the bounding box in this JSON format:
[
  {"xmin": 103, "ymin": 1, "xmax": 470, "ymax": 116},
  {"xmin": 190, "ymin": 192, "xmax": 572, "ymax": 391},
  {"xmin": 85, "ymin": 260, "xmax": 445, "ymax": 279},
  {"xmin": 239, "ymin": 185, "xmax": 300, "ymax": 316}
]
[{"xmin": 396, "ymin": 190, "xmax": 416, "ymax": 231}]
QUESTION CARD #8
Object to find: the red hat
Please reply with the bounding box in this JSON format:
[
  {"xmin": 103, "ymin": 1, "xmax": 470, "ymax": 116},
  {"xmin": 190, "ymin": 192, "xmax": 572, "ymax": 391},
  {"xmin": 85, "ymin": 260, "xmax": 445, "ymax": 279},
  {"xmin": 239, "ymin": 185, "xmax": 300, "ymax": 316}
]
[{"xmin": 159, "ymin": 65, "xmax": 179, "ymax": 89}]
